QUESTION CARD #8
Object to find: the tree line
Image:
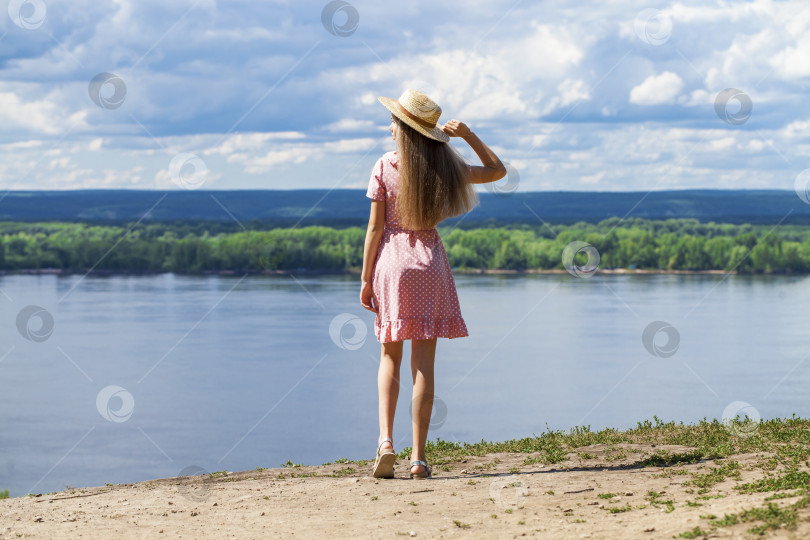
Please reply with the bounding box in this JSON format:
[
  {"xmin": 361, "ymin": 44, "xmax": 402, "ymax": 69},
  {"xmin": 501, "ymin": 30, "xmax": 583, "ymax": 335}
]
[{"xmin": 1, "ymin": 218, "xmax": 809, "ymax": 273}]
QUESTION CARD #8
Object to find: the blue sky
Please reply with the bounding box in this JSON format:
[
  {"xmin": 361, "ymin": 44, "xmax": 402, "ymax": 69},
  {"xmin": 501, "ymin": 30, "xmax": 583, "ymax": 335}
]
[{"xmin": 0, "ymin": 0, "xmax": 808, "ymax": 191}]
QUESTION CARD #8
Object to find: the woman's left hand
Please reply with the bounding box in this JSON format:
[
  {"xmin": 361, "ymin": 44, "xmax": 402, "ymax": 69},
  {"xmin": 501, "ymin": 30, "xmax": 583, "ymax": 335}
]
[{"xmin": 360, "ymin": 281, "xmax": 376, "ymax": 312}]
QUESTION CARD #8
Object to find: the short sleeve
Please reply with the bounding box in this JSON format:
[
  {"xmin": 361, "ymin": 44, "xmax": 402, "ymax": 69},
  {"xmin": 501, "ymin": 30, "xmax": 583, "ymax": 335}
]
[{"xmin": 366, "ymin": 157, "xmax": 386, "ymax": 201}]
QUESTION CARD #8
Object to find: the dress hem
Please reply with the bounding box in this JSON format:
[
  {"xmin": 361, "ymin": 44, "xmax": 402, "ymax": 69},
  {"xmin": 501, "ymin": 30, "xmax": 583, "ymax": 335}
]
[{"xmin": 374, "ymin": 316, "xmax": 469, "ymax": 343}]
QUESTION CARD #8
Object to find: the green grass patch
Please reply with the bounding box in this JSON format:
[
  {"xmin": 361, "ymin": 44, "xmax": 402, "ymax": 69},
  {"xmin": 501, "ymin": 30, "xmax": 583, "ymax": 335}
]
[
  {"xmin": 695, "ymin": 494, "xmax": 724, "ymax": 500},
  {"xmin": 637, "ymin": 449, "xmax": 704, "ymax": 467},
  {"xmin": 646, "ymin": 491, "xmax": 675, "ymax": 513},
  {"xmin": 680, "ymin": 496, "xmax": 810, "ymax": 537},
  {"xmin": 608, "ymin": 503, "xmax": 633, "ymax": 514},
  {"xmin": 326, "ymin": 467, "xmax": 355, "ymax": 477},
  {"xmin": 386, "ymin": 417, "xmax": 810, "ymax": 471},
  {"xmin": 247, "ymin": 416, "xmax": 810, "ymax": 476},
  {"xmin": 686, "ymin": 460, "xmax": 741, "ymax": 489},
  {"xmin": 739, "ymin": 500, "xmax": 807, "ymax": 535},
  {"xmin": 737, "ymin": 471, "xmax": 810, "ymax": 493},
  {"xmin": 677, "ymin": 526, "xmax": 710, "ymax": 538},
  {"xmin": 288, "ymin": 472, "xmax": 319, "ymax": 478},
  {"xmin": 765, "ymin": 491, "xmax": 805, "ymax": 501}
]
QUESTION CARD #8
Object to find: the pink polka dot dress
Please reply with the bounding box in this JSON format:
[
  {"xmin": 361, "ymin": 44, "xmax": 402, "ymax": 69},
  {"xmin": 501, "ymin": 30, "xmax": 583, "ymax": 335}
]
[{"xmin": 366, "ymin": 151, "xmax": 469, "ymax": 344}]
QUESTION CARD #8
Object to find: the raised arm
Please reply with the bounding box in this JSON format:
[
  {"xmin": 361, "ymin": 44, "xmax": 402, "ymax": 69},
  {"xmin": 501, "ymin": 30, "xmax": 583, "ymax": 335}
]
[{"xmin": 441, "ymin": 120, "xmax": 506, "ymax": 184}]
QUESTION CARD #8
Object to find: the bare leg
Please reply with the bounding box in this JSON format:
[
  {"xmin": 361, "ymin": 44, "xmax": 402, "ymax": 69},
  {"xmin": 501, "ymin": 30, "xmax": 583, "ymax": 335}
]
[
  {"xmin": 410, "ymin": 338, "xmax": 437, "ymax": 474},
  {"xmin": 378, "ymin": 340, "xmax": 403, "ymax": 453}
]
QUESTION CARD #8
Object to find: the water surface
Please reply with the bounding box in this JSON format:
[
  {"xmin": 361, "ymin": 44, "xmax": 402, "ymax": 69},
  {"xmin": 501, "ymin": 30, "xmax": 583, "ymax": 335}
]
[{"xmin": 1, "ymin": 272, "xmax": 808, "ymax": 497}]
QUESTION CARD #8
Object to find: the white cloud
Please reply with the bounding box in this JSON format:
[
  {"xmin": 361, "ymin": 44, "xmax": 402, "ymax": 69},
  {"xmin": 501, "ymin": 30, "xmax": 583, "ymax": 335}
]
[
  {"xmin": 580, "ymin": 171, "xmax": 605, "ymax": 184},
  {"xmin": 49, "ymin": 157, "xmax": 71, "ymax": 170},
  {"xmin": 325, "ymin": 119, "xmax": 376, "ymax": 132},
  {"xmin": 203, "ymin": 132, "xmax": 306, "ymax": 156},
  {"xmin": 710, "ymin": 137, "xmax": 735, "ymax": 151},
  {"xmin": 529, "ymin": 134, "xmax": 550, "ymax": 147},
  {"xmin": 557, "ymin": 79, "xmax": 590, "ymax": 107},
  {"xmin": 629, "ymin": 72, "xmax": 685, "ymax": 105},
  {"xmin": 323, "ymin": 138, "xmax": 376, "ymax": 153},
  {"xmin": 771, "ymin": 3, "xmax": 810, "ymax": 78},
  {"xmin": 0, "ymin": 140, "xmax": 43, "ymax": 150},
  {"xmin": 772, "ymin": 37, "xmax": 810, "ymax": 79},
  {"xmin": 329, "ymin": 22, "xmax": 586, "ymax": 123},
  {"xmin": 684, "ymin": 89, "xmax": 712, "ymax": 107},
  {"xmin": 540, "ymin": 79, "xmax": 590, "ymax": 114},
  {"xmin": 747, "ymin": 139, "xmax": 765, "ymax": 152},
  {"xmin": 244, "ymin": 148, "xmax": 314, "ymax": 174},
  {"xmin": 0, "ymin": 90, "xmax": 88, "ymax": 135},
  {"xmin": 784, "ymin": 119, "xmax": 810, "ymax": 137},
  {"xmin": 241, "ymin": 138, "xmax": 375, "ymax": 174}
]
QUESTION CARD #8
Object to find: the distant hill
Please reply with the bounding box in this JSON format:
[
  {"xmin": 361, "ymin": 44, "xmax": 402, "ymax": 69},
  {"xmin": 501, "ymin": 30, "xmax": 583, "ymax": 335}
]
[{"xmin": 0, "ymin": 189, "xmax": 806, "ymax": 226}]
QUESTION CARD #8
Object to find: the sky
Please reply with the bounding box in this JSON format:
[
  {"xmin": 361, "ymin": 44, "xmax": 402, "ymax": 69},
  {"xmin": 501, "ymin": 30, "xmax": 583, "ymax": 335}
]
[{"xmin": 0, "ymin": 0, "xmax": 808, "ymax": 192}]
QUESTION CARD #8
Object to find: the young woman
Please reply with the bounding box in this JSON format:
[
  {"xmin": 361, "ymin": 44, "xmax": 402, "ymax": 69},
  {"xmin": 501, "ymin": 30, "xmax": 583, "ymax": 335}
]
[{"xmin": 360, "ymin": 89, "xmax": 506, "ymax": 479}]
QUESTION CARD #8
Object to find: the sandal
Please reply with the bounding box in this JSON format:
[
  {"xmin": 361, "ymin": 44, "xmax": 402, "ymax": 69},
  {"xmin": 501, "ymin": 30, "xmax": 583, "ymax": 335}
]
[
  {"xmin": 409, "ymin": 460, "xmax": 432, "ymax": 479},
  {"xmin": 372, "ymin": 437, "xmax": 396, "ymax": 479}
]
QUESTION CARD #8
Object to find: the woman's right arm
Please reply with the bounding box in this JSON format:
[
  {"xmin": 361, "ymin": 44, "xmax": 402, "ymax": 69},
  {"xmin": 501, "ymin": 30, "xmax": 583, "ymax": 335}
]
[{"xmin": 442, "ymin": 120, "xmax": 506, "ymax": 184}]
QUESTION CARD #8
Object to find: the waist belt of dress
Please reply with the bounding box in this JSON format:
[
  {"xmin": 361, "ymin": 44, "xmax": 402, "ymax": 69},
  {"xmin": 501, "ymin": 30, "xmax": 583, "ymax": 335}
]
[{"xmin": 384, "ymin": 226, "xmax": 436, "ymax": 233}]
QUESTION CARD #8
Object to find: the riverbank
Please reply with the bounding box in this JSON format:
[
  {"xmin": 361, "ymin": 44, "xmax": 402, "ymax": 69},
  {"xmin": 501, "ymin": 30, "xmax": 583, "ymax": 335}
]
[
  {"xmin": 2, "ymin": 218, "xmax": 808, "ymax": 275},
  {"xmin": 2, "ymin": 418, "xmax": 808, "ymax": 539}
]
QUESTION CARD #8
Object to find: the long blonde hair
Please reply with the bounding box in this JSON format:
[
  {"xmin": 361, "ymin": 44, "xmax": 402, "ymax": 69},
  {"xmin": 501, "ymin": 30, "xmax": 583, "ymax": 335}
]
[{"xmin": 393, "ymin": 116, "xmax": 478, "ymax": 230}]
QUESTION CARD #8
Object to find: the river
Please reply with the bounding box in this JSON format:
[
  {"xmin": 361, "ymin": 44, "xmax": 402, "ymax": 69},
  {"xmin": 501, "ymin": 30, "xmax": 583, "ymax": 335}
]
[{"xmin": 1, "ymin": 272, "xmax": 808, "ymax": 496}]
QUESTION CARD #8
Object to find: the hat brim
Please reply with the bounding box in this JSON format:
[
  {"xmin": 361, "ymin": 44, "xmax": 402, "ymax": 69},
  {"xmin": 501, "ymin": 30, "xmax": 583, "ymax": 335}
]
[{"xmin": 378, "ymin": 96, "xmax": 450, "ymax": 143}]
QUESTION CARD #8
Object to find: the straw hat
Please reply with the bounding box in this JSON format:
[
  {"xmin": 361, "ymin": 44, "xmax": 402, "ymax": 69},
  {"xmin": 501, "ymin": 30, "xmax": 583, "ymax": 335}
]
[{"xmin": 378, "ymin": 89, "xmax": 449, "ymax": 143}]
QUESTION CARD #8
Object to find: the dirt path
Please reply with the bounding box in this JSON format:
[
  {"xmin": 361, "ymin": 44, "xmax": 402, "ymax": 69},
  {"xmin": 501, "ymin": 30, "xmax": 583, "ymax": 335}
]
[{"xmin": 2, "ymin": 443, "xmax": 807, "ymax": 539}]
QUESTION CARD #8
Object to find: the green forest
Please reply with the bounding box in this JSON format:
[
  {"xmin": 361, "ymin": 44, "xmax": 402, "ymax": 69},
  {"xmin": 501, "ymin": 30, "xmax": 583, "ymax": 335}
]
[{"xmin": 1, "ymin": 218, "xmax": 810, "ymax": 273}]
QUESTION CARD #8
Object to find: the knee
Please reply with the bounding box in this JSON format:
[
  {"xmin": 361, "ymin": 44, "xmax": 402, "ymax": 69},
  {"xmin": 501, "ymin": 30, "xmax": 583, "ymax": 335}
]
[{"xmin": 410, "ymin": 360, "xmax": 435, "ymax": 382}]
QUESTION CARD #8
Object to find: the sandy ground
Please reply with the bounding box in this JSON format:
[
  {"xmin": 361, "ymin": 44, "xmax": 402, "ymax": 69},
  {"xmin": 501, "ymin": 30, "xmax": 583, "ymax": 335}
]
[{"xmin": 2, "ymin": 443, "xmax": 807, "ymax": 539}]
